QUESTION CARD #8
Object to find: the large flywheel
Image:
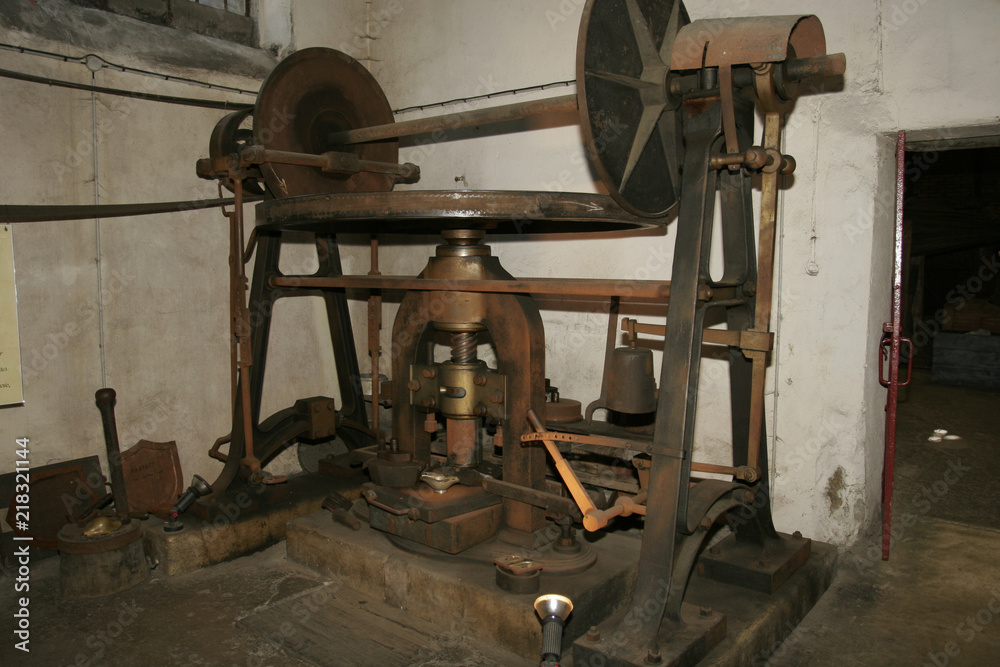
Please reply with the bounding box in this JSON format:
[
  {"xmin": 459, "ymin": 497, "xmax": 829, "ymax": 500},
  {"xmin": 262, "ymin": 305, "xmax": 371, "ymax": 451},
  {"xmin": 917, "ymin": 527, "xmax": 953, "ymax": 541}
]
[{"xmin": 577, "ymin": 0, "xmax": 689, "ymax": 218}]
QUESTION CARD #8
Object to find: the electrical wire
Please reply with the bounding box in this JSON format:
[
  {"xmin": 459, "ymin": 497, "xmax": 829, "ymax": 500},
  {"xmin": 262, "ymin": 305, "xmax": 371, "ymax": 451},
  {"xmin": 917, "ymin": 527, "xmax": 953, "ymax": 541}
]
[
  {"xmin": 0, "ymin": 67, "xmax": 254, "ymax": 110},
  {"xmin": 0, "ymin": 42, "xmax": 258, "ymax": 95},
  {"xmin": 1, "ymin": 41, "xmax": 579, "ymax": 117}
]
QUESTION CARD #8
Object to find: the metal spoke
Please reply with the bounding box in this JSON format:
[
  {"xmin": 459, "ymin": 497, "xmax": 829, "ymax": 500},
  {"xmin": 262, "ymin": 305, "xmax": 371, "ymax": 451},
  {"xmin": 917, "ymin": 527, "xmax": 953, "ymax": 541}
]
[
  {"xmin": 625, "ymin": 0, "xmax": 664, "ymax": 70},
  {"xmin": 585, "ymin": 69, "xmax": 652, "ymax": 90},
  {"xmin": 620, "ymin": 101, "xmax": 666, "ymax": 192},
  {"xmin": 659, "ymin": 0, "xmax": 683, "ymax": 64}
]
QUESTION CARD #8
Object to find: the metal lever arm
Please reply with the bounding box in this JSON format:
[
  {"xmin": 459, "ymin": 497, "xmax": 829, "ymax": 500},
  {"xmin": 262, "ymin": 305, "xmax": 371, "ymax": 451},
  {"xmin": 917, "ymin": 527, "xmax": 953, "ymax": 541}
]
[{"xmin": 525, "ymin": 408, "xmax": 610, "ymax": 531}]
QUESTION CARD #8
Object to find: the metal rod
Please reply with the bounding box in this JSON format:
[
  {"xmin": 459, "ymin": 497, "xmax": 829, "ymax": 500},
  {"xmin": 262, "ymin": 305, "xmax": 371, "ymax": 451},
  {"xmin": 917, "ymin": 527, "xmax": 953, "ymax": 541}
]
[
  {"xmin": 782, "ymin": 53, "xmax": 847, "ymax": 81},
  {"xmin": 271, "ymin": 274, "xmax": 711, "ymax": 301},
  {"xmin": 227, "ymin": 177, "xmax": 259, "ymax": 474},
  {"xmin": 745, "ymin": 110, "xmax": 784, "ymax": 471},
  {"xmin": 690, "ymin": 462, "xmax": 738, "ymax": 477},
  {"xmin": 368, "ymin": 236, "xmax": 382, "ymax": 442},
  {"xmin": 625, "ymin": 318, "xmax": 744, "ymax": 347},
  {"xmin": 526, "ymin": 409, "xmax": 603, "ymax": 531},
  {"xmin": 94, "ymin": 388, "xmax": 130, "ymax": 524},
  {"xmin": 326, "ymin": 94, "xmax": 579, "ymax": 145},
  {"xmin": 238, "ymin": 146, "xmax": 419, "ymax": 179},
  {"xmin": 325, "ymin": 53, "xmax": 840, "ymax": 148},
  {"xmin": 482, "ymin": 477, "xmax": 580, "ymax": 518}
]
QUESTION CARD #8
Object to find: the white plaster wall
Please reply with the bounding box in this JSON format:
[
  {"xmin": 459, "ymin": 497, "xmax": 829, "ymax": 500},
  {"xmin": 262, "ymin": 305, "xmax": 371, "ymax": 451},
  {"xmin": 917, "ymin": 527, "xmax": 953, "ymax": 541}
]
[
  {"xmin": 0, "ymin": 51, "xmax": 103, "ymax": 470},
  {"xmin": 0, "ymin": 8, "xmax": 283, "ymax": 488}
]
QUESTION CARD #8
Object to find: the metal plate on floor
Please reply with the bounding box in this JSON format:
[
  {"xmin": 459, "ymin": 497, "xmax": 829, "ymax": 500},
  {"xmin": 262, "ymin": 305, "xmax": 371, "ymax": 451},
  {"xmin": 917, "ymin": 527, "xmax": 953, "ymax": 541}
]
[{"xmin": 697, "ymin": 532, "xmax": 812, "ymax": 594}]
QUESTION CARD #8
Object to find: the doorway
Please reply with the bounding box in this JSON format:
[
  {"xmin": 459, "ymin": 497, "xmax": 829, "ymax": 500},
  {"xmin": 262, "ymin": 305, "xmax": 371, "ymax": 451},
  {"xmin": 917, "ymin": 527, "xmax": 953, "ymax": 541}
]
[{"xmin": 895, "ymin": 132, "xmax": 1000, "ymax": 531}]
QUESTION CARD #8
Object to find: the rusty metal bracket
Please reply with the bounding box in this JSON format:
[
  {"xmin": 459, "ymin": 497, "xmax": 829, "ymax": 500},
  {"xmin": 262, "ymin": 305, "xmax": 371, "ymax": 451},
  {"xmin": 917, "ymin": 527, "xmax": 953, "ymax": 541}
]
[
  {"xmin": 293, "ymin": 397, "xmax": 338, "ymax": 440},
  {"xmin": 740, "ymin": 330, "xmax": 774, "ymax": 355}
]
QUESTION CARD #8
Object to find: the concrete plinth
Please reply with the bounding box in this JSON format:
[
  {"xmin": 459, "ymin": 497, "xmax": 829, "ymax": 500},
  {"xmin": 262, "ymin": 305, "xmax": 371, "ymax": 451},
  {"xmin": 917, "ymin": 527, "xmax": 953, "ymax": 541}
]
[
  {"xmin": 572, "ymin": 540, "xmax": 839, "ymax": 666},
  {"xmin": 144, "ymin": 475, "xmax": 354, "ymax": 576},
  {"xmin": 286, "ymin": 511, "xmax": 642, "ymax": 661}
]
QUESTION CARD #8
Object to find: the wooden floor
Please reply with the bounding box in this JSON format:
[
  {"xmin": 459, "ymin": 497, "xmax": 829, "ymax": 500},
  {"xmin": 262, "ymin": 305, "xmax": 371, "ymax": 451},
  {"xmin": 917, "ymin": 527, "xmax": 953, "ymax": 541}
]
[{"xmin": 237, "ymin": 581, "xmax": 532, "ymax": 666}]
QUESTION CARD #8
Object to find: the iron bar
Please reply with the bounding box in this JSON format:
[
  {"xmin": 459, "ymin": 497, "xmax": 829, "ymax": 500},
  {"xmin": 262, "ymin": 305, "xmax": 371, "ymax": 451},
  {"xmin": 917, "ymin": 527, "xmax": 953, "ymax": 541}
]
[
  {"xmin": 270, "ymin": 274, "xmax": 702, "ymax": 300},
  {"xmin": 368, "ymin": 236, "xmax": 383, "ymax": 442},
  {"xmin": 326, "ymin": 94, "xmax": 579, "ymax": 145},
  {"xmin": 237, "ymin": 146, "xmax": 420, "ymax": 179},
  {"xmin": 744, "ymin": 106, "xmax": 783, "ymax": 473}
]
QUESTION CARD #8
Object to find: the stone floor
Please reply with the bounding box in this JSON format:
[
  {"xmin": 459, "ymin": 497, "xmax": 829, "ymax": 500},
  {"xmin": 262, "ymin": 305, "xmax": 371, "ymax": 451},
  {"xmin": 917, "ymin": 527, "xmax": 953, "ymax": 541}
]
[
  {"xmin": 2, "ymin": 368, "xmax": 998, "ymax": 666},
  {"xmin": 767, "ymin": 369, "xmax": 1000, "ymax": 666}
]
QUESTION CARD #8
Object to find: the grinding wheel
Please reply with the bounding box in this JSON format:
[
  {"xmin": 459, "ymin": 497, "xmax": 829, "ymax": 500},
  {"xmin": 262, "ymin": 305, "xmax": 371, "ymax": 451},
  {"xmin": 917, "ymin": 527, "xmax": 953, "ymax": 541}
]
[
  {"xmin": 254, "ymin": 48, "xmax": 398, "ymax": 197},
  {"xmin": 577, "ymin": 0, "xmax": 689, "ymax": 218}
]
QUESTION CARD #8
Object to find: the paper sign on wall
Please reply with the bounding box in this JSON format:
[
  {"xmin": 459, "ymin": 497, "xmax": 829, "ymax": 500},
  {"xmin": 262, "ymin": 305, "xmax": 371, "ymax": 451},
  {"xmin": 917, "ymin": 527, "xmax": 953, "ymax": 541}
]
[{"xmin": 0, "ymin": 224, "xmax": 24, "ymax": 406}]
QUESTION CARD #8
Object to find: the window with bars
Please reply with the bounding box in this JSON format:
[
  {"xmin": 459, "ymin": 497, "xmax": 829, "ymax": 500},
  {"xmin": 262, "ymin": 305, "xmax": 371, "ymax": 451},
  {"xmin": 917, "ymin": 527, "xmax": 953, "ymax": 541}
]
[{"xmin": 62, "ymin": 0, "xmax": 257, "ymax": 47}]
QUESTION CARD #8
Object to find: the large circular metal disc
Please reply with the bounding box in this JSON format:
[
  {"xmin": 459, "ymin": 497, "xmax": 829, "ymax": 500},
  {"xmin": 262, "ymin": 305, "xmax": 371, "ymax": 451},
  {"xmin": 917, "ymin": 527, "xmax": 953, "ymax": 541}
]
[
  {"xmin": 255, "ymin": 190, "xmax": 664, "ymax": 235},
  {"xmin": 254, "ymin": 48, "xmax": 397, "ymax": 197},
  {"xmin": 577, "ymin": 0, "xmax": 689, "ymax": 218}
]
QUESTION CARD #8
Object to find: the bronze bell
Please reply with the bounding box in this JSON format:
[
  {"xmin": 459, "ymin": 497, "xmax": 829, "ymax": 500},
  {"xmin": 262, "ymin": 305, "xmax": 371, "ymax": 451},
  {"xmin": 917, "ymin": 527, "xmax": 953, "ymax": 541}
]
[{"xmin": 606, "ymin": 346, "xmax": 657, "ymax": 414}]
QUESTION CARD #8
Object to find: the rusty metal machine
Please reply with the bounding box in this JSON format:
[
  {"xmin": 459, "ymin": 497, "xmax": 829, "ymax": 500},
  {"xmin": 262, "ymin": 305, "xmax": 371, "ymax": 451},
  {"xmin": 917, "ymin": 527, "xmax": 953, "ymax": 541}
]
[{"xmin": 195, "ymin": 1, "xmax": 844, "ymax": 663}]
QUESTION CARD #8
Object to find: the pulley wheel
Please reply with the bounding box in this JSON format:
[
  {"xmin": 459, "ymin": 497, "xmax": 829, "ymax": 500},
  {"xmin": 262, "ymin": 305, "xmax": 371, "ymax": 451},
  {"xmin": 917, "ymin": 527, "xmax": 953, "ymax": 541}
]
[
  {"xmin": 577, "ymin": 0, "xmax": 689, "ymax": 218},
  {"xmin": 254, "ymin": 48, "xmax": 398, "ymax": 197},
  {"xmin": 209, "ymin": 107, "xmax": 265, "ymax": 195}
]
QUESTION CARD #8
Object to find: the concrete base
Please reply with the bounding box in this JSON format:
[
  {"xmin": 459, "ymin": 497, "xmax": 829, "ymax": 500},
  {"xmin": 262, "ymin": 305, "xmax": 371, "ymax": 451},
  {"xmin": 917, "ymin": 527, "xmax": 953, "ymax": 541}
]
[
  {"xmin": 144, "ymin": 474, "xmax": 356, "ymax": 576},
  {"xmin": 688, "ymin": 541, "xmax": 838, "ymax": 665},
  {"xmin": 572, "ymin": 542, "xmax": 837, "ymax": 666},
  {"xmin": 288, "ymin": 509, "xmax": 837, "ymax": 665},
  {"xmin": 573, "ymin": 601, "xmax": 727, "ymax": 667},
  {"xmin": 287, "ymin": 511, "xmax": 642, "ymax": 661}
]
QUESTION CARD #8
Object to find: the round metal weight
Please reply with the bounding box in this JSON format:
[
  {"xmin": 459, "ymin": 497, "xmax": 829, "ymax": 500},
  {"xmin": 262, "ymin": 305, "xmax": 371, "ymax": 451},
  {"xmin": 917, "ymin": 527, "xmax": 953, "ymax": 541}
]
[
  {"xmin": 546, "ymin": 398, "xmax": 583, "ymax": 424},
  {"xmin": 57, "ymin": 521, "xmax": 149, "ymax": 599},
  {"xmin": 255, "ymin": 190, "xmax": 665, "ymax": 235},
  {"xmin": 495, "ymin": 564, "xmax": 541, "ymax": 594},
  {"xmin": 254, "ymin": 48, "xmax": 398, "ymax": 197},
  {"xmin": 577, "ymin": 0, "xmax": 689, "ymax": 217}
]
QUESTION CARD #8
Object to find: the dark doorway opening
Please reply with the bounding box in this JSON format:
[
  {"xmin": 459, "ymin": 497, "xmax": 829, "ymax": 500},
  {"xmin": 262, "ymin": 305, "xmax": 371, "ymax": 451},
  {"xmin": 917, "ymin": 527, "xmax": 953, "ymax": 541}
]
[{"xmin": 895, "ymin": 143, "xmax": 1000, "ymax": 531}]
